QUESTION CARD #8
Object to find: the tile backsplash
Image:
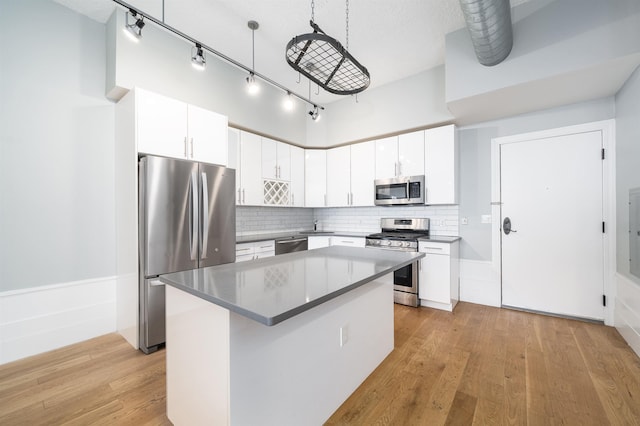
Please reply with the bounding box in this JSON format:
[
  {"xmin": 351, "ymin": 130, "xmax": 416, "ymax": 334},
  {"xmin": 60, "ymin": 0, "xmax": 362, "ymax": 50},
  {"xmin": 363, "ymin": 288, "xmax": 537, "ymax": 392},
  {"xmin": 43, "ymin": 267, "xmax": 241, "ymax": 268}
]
[
  {"xmin": 237, "ymin": 205, "xmax": 459, "ymax": 237},
  {"xmin": 313, "ymin": 205, "xmax": 459, "ymax": 237},
  {"xmin": 236, "ymin": 206, "xmax": 314, "ymax": 236}
]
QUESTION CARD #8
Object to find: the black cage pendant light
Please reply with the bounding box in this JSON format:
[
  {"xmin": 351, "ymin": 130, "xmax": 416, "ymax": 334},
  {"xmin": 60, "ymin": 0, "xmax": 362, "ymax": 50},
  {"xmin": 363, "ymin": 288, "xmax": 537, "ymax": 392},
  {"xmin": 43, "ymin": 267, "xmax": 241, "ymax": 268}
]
[{"xmin": 286, "ymin": 0, "xmax": 370, "ymax": 96}]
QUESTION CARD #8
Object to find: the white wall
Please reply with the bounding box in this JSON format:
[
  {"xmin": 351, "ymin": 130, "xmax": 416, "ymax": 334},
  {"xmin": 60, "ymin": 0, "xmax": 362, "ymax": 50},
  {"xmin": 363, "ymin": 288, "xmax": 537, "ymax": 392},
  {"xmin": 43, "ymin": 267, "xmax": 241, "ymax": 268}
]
[
  {"xmin": 0, "ymin": 0, "xmax": 115, "ymax": 292},
  {"xmin": 306, "ymin": 66, "xmax": 453, "ymax": 147},
  {"xmin": 614, "ymin": 64, "xmax": 640, "ymax": 356},
  {"xmin": 0, "ymin": 0, "xmax": 117, "ymax": 364}
]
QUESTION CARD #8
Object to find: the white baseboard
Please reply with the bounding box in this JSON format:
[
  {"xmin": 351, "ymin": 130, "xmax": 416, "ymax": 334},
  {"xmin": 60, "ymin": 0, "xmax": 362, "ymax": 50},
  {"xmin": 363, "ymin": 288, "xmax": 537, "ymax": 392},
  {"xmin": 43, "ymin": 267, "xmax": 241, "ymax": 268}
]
[
  {"xmin": 459, "ymin": 259, "xmax": 501, "ymax": 307},
  {"xmin": 0, "ymin": 277, "xmax": 117, "ymax": 365},
  {"xmin": 614, "ymin": 273, "xmax": 640, "ymax": 358}
]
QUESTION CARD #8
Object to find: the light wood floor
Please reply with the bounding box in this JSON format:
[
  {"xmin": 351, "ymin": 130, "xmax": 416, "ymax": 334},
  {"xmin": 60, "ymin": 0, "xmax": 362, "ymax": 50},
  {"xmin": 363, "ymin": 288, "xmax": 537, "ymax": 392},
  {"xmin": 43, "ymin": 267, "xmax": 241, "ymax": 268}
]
[{"xmin": 1, "ymin": 302, "xmax": 639, "ymax": 425}]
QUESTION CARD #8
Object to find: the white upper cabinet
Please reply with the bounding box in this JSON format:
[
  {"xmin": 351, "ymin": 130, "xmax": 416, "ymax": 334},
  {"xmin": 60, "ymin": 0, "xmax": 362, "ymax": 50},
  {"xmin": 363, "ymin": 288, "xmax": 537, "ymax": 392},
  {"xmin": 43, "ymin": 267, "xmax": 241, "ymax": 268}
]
[
  {"xmin": 239, "ymin": 131, "xmax": 263, "ymax": 206},
  {"xmin": 137, "ymin": 89, "xmax": 188, "ymax": 159},
  {"xmin": 262, "ymin": 138, "xmax": 291, "ymax": 181},
  {"xmin": 350, "ymin": 141, "xmax": 375, "ymax": 206},
  {"xmin": 425, "ymin": 124, "xmax": 458, "ymax": 205},
  {"xmin": 375, "ymin": 131, "xmax": 424, "ymax": 178},
  {"xmin": 228, "ymin": 128, "xmax": 241, "ymax": 203},
  {"xmin": 305, "ymin": 150, "xmax": 327, "ymax": 207},
  {"xmin": 326, "ymin": 146, "xmax": 351, "ymax": 207},
  {"xmin": 398, "ymin": 131, "xmax": 425, "ymax": 177},
  {"xmin": 187, "ymin": 104, "xmax": 228, "ymax": 166},
  {"xmin": 136, "ymin": 88, "xmax": 228, "ymax": 165},
  {"xmin": 290, "ymin": 146, "xmax": 305, "ymax": 207},
  {"xmin": 375, "ymin": 136, "xmax": 399, "ymax": 179}
]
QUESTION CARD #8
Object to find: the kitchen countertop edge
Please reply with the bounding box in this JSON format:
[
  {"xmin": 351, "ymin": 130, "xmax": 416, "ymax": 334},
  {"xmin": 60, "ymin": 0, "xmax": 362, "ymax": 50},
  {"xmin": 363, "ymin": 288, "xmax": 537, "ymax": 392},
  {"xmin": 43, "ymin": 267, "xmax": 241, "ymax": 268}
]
[{"xmin": 160, "ymin": 247, "xmax": 424, "ymax": 326}]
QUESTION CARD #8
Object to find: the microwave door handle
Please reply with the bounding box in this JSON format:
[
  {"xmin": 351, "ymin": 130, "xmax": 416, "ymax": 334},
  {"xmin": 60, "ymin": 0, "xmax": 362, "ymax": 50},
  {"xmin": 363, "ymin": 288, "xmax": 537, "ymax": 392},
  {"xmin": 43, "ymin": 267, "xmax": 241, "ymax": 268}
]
[{"xmin": 200, "ymin": 172, "xmax": 209, "ymax": 259}]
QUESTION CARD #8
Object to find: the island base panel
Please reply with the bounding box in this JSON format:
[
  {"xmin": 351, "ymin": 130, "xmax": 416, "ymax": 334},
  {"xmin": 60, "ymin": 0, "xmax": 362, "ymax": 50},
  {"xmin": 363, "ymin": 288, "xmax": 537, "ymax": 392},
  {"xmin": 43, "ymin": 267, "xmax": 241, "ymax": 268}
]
[{"xmin": 166, "ymin": 274, "xmax": 394, "ymax": 425}]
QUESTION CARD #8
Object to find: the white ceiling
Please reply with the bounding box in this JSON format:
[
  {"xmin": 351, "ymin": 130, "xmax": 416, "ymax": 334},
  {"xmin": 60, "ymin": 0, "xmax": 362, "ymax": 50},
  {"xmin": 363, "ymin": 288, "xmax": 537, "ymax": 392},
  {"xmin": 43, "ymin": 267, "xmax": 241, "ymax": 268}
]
[{"xmin": 53, "ymin": 0, "xmax": 531, "ymax": 105}]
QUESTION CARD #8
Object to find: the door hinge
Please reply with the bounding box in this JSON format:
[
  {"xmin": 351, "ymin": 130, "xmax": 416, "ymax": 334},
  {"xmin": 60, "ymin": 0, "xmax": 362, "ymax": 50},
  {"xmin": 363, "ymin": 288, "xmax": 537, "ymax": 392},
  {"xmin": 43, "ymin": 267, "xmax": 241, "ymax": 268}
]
[
  {"xmin": 603, "ymin": 294, "xmax": 607, "ymax": 307},
  {"xmin": 601, "ymin": 148, "xmax": 605, "ymax": 160},
  {"xmin": 602, "ymin": 221, "xmax": 605, "ymax": 233}
]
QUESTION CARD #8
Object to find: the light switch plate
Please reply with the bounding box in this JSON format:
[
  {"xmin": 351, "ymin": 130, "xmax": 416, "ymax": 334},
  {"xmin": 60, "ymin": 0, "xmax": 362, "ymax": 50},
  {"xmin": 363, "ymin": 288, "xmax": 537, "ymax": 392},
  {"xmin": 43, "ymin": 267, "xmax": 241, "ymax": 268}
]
[
  {"xmin": 461, "ymin": 217, "xmax": 469, "ymax": 225},
  {"xmin": 481, "ymin": 215, "xmax": 492, "ymax": 224}
]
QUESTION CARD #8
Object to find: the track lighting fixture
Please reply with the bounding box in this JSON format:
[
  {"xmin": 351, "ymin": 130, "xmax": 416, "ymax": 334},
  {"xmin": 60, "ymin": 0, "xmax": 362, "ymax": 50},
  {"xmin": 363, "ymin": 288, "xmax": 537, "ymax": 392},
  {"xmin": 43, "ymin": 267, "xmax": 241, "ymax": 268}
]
[
  {"xmin": 309, "ymin": 105, "xmax": 321, "ymax": 121},
  {"xmin": 124, "ymin": 10, "xmax": 145, "ymax": 42},
  {"xmin": 246, "ymin": 73, "xmax": 259, "ymax": 95},
  {"xmin": 246, "ymin": 20, "xmax": 260, "ymax": 95},
  {"xmin": 283, "ymin": 92, "xmax": 295, "ymax": 111},
  {"xmin": 191, "ymin": 43, "xmax": 206, "ymax": 70},
  {"xmin": 111, "ymin": 1, "xmax": 326, "ymax": 115}
]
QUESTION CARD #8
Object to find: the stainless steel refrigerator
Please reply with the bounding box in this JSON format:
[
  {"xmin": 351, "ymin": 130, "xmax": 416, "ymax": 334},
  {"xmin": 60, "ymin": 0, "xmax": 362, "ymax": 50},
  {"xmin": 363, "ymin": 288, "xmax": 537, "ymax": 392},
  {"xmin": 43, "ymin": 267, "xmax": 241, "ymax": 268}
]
[{"xmin": 138, "ymin": 155, "xmax": 236, "ymax": 353}]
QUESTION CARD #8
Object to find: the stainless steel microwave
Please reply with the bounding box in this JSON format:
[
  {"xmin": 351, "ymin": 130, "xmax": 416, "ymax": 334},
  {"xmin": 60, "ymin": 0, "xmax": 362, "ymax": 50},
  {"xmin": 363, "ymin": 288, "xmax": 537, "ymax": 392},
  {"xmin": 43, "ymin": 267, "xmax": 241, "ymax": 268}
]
[{"xmin": 374, "ymin": 175, "xmax": 425, "ymax": 206}]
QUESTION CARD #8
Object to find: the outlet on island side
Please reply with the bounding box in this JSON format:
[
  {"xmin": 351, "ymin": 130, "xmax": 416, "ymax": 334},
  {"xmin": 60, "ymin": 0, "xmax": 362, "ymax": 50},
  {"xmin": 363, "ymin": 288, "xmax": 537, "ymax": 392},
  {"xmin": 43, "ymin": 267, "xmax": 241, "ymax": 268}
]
[{"xmin": 340, "ymin": 324, "xmax": 349, "ymax": 347}]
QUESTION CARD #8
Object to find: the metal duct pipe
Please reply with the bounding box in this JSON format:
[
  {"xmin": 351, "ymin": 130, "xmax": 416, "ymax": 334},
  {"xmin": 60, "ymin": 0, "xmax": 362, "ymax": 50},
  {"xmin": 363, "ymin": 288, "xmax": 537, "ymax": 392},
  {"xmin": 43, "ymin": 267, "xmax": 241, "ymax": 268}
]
[{"xmin": 458, "ymin": 0, "xmax": 513, "ymax": 66}]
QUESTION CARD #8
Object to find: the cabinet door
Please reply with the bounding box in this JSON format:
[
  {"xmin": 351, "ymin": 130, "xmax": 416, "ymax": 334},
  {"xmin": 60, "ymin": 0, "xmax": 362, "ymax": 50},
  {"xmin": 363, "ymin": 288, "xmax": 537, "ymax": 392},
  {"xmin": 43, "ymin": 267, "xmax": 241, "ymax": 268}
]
[
  {"xmin": 330, "ymin": 236, "xmax": 365, "ymax": 247},
  {"xmin": 290, "ymin": 146, "xmax": 305, "ymax": 206},
  {"xmin": 240, "ymin": 131, "xmax": 263, "ymax": 205},
  {"xmin": 350, "ymin": 141, "xmax": 375, "ymax": 206},
  {"xmin": 261, "ymin": 137, "xmax": 278, "ymax": 179},
  {"xmin": 308, "ymin": 236, "xmax": 331, "ymax": 250},
  {"xmin": 277, "ymin": 142, "xmax": 291, "ymax": 181},
  {"xmin": 419, "ymin": 253, "xmax": 450, "ymax": 304},
  {"xmin": 305, "ymin": 150, "xmax": 327, "ymax": 207},
  {"xmin": 137, "ymin": 89, "xmax": 187, "ymax": 158},
  {"xmin": 228, "ymin": 128, "xmax": 242, "ymax": 204},
  {"xmin": 326, "ymin": 146, "xmax": 351, "ymax": 207},
  {"xmin": 398, "ymin": 130, "xmax": 424, "ymax": 177},
  {"xmin": 187, "ymin": 104, "xmax": 228, "ymax": 166},
  {"xmin": 375, "ymin": 136, "xmax": 398, "ymax": 179},
  {"xmin": 425, "ymin": 125, "xmax": 457, "ymax": 204}
]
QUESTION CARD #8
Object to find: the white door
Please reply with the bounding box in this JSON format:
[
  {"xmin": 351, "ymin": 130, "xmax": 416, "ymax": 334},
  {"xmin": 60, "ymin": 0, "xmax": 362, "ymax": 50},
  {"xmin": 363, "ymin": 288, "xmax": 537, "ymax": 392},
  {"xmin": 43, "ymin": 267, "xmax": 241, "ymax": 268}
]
[
  {"xmin": 240, "ymin": 131, "xmax": 263, "ymax": 205},
  {"xmin": 137, "ymin": 89, "xmax": 187, "ymax": 159},
  {"xmin": 501, "ymin": 131, "xmax": 604, "ymax": 320},
  {"xmin": 350, "ymin": 141, "xmax": 375, "ymax": 206},
  {"xmin": 326, "ymin": 146, "xmax": 351, "ymax": 207},
  {"xmin": 398, "ymin": 130, "xmax": 425, "ymax": 177},
  {"xmin": 290, "ymin": 146, "xmax": 305, "ymax": 207},
  {"xmin": 187, "ymin": 104, "xmax": 227, "ymax": 166},
  {"xmin": 305, "ymin": 150, "xmax": 327, "ymax": 207},
  {"xmin": 375, "ymin": 136, "xmax": 398, "ymax": 178}
]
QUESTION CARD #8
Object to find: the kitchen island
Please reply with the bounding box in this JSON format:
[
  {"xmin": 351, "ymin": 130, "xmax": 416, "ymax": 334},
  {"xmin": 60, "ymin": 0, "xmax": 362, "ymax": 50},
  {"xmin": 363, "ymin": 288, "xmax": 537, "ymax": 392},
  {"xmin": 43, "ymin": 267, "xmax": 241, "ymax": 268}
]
[{"xmin": 160, "ymin": 246, "xmax": 423, "ymax": 425}]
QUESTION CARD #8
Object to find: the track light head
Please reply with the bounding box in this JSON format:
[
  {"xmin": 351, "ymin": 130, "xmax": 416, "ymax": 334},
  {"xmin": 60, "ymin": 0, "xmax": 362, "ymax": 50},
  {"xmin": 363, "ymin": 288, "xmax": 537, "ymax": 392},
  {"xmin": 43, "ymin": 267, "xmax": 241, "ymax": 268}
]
[
  {"xmin": 309, "ymin": 105, "xmax": 321, "ymax": 121},
  {"xmin": 246, "ymin": 73, "xmax": 259, "ymax": 95},
  {"xmin": 283, "ymin": 92, "xmax": 295, "ymax": 111},
  {"xmin": 191, "ymin": 43, "xmax": 206, "ymax": 71},
  {"xmin": 124, "ymin": 10, "xmax": 145, "ymax": 42}
]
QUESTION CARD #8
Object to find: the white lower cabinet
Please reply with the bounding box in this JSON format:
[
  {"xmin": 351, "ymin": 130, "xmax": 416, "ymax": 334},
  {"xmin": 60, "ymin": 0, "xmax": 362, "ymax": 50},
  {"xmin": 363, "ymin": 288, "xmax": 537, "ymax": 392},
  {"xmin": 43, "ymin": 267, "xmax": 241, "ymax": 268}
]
[
  {"xmin": 330, "ymin": 236, "xmax": 365, "ymax": 248},
  {"xmin": 235, "ymin": 241, "xmax": 275, "ymax": 262},
  {"xmin": 418, "ymin": 240, "xmax": 459, "ymax": 311},
  {"xmin": 308, "ymin": 236, "xmax": 331, "ymax": 250}
]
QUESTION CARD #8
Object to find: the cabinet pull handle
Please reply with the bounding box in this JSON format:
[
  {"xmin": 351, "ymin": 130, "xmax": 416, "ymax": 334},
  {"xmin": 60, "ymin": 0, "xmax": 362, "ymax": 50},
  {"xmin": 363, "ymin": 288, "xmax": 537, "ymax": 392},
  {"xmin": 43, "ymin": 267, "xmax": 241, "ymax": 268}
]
[
  {"xmin": 190, "ymin": 138, "xmax": 194, "ymax": 158},
  {"xmin": 350, "ymin": 192, "xmax": 353, "ymax": 205},
  {"xmin": 324, "ymin": 194, "xmax": 327, "ymax": 206},
  {"xmin": 236, "ymin": 248, "xmax": 252, "ymax": 252},
  {"xmin": 275, "ymin": 165, "xmax": 278, "ymax": 178},
  {"xmin": 292, "ymin": 193, "xmax": 295, "ymax": 205},
  {"xmin": 394, "ymin": 162, "xmax": 397, "ymax": 176},
  {"xmin": 184, "ymin": 137, "xmax": 188, "ymax": 157},
  {"xmin": 347, "ymin": 193, "xmax": 350, "ymax": 204},
  {"xmin": 237, "ymin": 189, "xmax": 241, "ymax": 204},
  {"xmin": 242, "ymin": 189, "xmax": 245, "ymax": 204}
]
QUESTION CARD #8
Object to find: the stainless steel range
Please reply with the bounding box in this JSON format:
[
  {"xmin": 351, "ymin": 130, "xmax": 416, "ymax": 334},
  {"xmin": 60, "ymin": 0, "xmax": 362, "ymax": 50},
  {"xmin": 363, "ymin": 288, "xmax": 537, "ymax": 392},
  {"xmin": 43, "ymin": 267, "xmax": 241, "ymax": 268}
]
[{"xmin": 366, "ymin": 218, "xmax": 429, "ymax": 307}]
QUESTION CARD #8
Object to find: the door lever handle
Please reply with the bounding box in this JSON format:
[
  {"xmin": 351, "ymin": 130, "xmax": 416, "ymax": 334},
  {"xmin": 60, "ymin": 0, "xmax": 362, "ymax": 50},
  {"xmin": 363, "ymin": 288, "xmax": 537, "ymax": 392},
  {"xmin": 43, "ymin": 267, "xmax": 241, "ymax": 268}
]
[{"xmin": 503, "ymin": 217, "xmax": 517, "ymax": 235}]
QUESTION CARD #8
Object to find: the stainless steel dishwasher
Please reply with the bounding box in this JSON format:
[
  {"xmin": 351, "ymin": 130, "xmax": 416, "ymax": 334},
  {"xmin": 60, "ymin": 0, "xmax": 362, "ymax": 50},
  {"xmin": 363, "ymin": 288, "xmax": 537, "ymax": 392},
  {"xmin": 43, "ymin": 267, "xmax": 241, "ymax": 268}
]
[{"xmin": 275, "ymin": 236, "xmax": 308, "ymax": 255}]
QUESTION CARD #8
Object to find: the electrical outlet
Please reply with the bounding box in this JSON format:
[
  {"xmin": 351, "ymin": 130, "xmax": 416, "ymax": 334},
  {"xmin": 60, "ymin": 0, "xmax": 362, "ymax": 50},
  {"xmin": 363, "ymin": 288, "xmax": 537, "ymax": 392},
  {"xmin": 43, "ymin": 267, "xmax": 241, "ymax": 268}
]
[
  {"xmin": 340, "ymin": 324, "xmax": 349, "ymax": 347},
  {"xmin": 461, "ymin": 217, "xmax": 469, "ymax": 225}
]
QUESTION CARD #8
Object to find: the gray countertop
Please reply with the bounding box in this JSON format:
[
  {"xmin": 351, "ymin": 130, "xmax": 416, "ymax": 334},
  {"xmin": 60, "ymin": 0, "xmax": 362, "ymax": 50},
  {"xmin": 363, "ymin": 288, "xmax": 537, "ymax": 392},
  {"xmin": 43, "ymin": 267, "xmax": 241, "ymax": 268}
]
[
  {"xmin": 160, "ymin": 246, "xmax": 424, "ymax": 326},
  {"xmin": 236, "ymin": 231, "xmax": 458, "ymax": 244}
]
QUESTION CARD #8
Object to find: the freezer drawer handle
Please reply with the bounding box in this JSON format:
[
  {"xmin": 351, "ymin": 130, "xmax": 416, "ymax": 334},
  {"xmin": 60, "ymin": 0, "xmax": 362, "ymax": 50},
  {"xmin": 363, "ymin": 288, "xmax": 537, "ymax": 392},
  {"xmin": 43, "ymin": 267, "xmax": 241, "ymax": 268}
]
[{"xmin": 201, "ymin": 172, "xmax": 209, "ymax": 259}]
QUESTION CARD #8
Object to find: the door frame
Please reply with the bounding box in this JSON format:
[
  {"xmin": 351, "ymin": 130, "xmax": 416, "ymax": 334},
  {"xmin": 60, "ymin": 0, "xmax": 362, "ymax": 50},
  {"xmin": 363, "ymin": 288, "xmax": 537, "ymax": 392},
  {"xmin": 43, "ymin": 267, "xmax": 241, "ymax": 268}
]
[{"xmin": 490, "ymin": 120, "xmax": 616, "ymax": 325}]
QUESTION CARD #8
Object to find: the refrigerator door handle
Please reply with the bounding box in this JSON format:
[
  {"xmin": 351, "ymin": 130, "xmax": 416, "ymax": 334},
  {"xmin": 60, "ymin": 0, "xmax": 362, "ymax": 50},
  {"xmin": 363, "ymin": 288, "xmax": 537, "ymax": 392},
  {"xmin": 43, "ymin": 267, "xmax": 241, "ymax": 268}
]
[
  {"xmin": 189, "ymin": 171, "xmax": 198, "ymax": 261},
  {"xmin": 200, "ymin": 171, "xmax": 209, "ymax": 259}
]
